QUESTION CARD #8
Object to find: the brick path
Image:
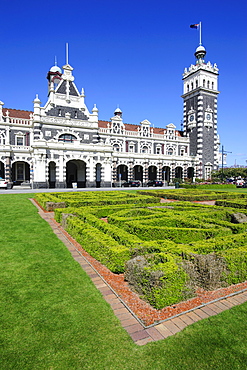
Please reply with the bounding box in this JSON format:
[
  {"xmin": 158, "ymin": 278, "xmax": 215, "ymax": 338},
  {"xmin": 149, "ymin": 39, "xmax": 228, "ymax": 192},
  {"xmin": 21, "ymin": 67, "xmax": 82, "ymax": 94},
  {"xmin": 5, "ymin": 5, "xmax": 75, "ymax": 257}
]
[{"xmin": 31, "ymin": 199, "xmax": 247, "ymax": 346}]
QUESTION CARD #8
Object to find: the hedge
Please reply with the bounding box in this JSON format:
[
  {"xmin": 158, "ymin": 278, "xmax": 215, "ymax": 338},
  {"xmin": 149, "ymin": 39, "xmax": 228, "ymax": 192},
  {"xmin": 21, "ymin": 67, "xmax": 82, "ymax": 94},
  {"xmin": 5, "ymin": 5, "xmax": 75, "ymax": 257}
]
[
  {"xmin": 215, "ymin": 199, "xmax": 247, "ymax": 209},
  {"xmin": 181, "ymin": 184, "xmax": 236, "ymax": 189},
  {"xmin": 125, "ymin": 252, "xmax": 193, "ymax": 309},
  {"xmin": 117, "ymin": 220, "xmax": 232, "ymax": 243},
  {"xmin": 66, "ymin": 217, "xmax": 130, "ymax": 273},
  {"xmin": 38, "ymin": 190, "xmax": 247, "ymax": 309}
]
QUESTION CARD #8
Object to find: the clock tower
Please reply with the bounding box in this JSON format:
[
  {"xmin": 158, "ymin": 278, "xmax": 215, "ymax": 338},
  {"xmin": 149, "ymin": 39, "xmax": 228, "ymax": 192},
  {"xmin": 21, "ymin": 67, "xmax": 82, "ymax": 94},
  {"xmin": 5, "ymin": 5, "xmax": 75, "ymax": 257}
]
[{"xmin": 182, "ymin": 43, "xmax": 220, "ymax": 179}]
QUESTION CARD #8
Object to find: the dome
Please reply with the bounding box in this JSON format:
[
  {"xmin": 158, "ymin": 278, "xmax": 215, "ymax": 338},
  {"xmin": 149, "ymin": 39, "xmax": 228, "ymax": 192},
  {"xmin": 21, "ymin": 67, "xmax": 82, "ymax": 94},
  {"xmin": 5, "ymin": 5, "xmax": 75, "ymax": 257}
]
[
  {"xmin": 114, "ymin": 107, "xmax": 122, "ymax": 113},
  {"xmin": 195, "ymin": 45, "xmax": 206, "ymax": 53},
  {"xmin": 49, "ymin": 65, "xmax": 62, "ymax": 74}
]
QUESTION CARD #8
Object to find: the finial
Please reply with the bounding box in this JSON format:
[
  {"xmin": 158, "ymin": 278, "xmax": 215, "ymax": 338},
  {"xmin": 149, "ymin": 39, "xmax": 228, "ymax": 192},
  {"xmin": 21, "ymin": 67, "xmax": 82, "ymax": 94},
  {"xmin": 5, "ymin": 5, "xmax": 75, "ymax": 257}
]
[{"xmin": 55, "ymin": 56, "xmax": 57, "ymax": 66}]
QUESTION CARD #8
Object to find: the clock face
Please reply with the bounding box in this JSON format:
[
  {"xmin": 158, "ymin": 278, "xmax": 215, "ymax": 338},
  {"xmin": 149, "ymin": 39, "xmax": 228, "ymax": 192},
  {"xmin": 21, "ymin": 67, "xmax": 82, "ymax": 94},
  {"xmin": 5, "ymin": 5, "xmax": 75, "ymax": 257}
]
[
  {"xmin": 206, "ymin": 114, "xmax": 211, "ymax": 120},
  {"xmin": 190, "ymin": 115, "xmax": 194, "ymax": 122}
]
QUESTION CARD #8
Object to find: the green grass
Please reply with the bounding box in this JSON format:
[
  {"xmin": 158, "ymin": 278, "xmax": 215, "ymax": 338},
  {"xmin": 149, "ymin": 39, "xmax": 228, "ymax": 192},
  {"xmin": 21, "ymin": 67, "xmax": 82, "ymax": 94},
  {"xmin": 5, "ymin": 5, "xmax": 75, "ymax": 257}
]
[{"xmin": 1, "ymin": 193, "xmax": 247, "ymax": 369}]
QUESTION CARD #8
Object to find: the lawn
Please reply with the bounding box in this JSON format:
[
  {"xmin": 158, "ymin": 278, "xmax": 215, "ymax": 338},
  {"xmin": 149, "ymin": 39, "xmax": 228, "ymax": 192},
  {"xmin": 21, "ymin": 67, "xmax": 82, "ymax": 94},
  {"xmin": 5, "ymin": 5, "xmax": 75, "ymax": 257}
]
[{"xmin": 0, "ymin": 193, "xmax": 247, "ymax": 369}]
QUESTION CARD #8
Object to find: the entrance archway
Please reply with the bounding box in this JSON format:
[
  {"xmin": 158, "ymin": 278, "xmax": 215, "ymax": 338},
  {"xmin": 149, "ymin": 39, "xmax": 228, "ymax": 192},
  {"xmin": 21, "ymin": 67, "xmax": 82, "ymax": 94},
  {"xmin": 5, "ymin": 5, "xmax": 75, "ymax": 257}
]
[
  {"xmin": 96, "ymin": 163, "xmax": 101, "ymax": 188},
  {"xmin": 117, "ymin": 164, "xmax": 128, "ymax": 182},
  {"xmin": 175, "ymin": 166, "xmax": 183, "ymax": 180},
  {"xmin": 148, "ymin": 166, "xmax": 157, "ymax": 181},
  {"xmin": 162, "ymin": 166, "xmax": 171, "ymax": 182},
  {"xmin": 49, "ymin": 162, "xmax": 56, "ymax": 188},
  {"xmin": 187, "ymin": 167, "xmax": 194, "ymax": 180},
  {"xmin": 12, "ymin": 161, "xmax": 30, "ymax": 185},
  {"xmin": 66, "ymin": 160, "xmax": 86, "ymax": 188},
  {"xmin": 133, "ymin": 165, "xmax": 143, "ymax": 183},
  {"xmin": 0, "ymin": 161, "xmax": 4, "ymax": 178}
]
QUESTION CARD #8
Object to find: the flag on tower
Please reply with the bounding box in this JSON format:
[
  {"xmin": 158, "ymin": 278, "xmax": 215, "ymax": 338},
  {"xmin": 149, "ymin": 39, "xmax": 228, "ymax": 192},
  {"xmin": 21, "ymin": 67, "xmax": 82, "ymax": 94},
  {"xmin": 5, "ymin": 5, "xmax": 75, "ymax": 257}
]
[{"xmin": 190, "ymin": 24, "xmax": 199, "ymax": 29}]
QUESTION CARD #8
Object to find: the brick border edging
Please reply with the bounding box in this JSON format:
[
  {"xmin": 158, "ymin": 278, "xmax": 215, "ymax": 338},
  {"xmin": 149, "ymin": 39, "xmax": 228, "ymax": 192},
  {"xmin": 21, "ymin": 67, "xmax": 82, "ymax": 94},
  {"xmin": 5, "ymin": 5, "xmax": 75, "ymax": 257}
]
[{"xmin": 30, "ymin": 199, "xmax": 247, "ymax": 346}]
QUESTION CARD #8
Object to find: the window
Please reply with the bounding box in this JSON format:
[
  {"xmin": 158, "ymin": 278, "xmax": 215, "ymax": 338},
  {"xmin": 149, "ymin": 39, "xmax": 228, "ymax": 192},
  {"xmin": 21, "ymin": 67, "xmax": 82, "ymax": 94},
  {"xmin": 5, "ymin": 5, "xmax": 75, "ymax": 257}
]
[
  {"xmin": 58, "ymin": 134, "xmax": 76, "ymax": 142},
  {"xmin": 142, "ymin": 146, "xmax": 148, "ymax": 154},
  {"xmin": 187, "ymin": 84, "xmax": 189, "ymax": 92},
  {"xmin": 16, "ymin": 136, "xmax": 24, "ymax": 146},
  {"xmin": 129, "ymin": 145, "xmax": 134, "ymax": 153},
  {"xmin": 212, "ymin": 82, "xmax": 214, "ymax": 90},
  {"xmin": 167, "ymin": 148, "xmax": 173, "ymax": 155},
  {"xmin": 180, "ymin": 149, "xmax": 184, "ymax": 156},
  {"xmin": 191, "ymin": 82, "xmax": 194, "ymax": 90},
  {"xmin": 207, "ymin": 81, "xmax": 210, "ymax": 89},
  {"xmin": 113, "ymin": 144, "xmax": 120, "ymax": 152},
  {"xmin": 196, "ymin": 80, "xmax": 198, "ymax": 88},
  {"xmin": 203, "ymin": 79, "xmax": 205, "ymax": 87},
  {"xmin": 156, "ymin": 147, "xmax": 161, "ymax": 155},
  {"xmin": 0, "ymin": 134, "xmax": 5, "ymax": 145}
]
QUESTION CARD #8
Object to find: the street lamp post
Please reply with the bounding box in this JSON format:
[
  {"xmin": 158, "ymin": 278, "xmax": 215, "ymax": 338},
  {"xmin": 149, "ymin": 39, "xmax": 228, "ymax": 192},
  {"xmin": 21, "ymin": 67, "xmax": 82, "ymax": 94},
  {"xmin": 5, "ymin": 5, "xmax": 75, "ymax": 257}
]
[{"xmin": 221, "ymin": 145, "xmax": 232, "ymax": 182}]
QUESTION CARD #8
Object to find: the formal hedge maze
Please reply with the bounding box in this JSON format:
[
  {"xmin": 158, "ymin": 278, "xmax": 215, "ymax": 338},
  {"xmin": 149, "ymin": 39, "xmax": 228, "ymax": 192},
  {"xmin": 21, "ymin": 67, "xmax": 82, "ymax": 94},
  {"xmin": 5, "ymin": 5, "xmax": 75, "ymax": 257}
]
[{"xmin": 35, "ymin": 190, "xmax": 247, "ymax": 309}]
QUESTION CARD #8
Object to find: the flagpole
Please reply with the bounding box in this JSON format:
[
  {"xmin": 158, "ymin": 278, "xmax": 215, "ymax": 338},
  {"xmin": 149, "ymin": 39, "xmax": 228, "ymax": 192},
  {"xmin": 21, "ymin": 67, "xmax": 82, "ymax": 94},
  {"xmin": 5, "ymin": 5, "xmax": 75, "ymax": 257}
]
[
  {"xmin": 199, "ymin": 22, "xmax": 202, "ymax": 45},
  {"xmin": 66, "ymin": 43, "xmax": 69, "ymax": 65}
]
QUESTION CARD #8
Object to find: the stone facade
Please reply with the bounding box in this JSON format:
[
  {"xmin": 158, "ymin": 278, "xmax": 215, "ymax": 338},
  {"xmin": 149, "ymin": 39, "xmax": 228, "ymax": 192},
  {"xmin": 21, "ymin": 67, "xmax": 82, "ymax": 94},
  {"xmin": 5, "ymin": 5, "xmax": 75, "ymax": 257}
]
[{"xmin": 0, "ymin": 44, "xmax": 220, "ymax": 188}]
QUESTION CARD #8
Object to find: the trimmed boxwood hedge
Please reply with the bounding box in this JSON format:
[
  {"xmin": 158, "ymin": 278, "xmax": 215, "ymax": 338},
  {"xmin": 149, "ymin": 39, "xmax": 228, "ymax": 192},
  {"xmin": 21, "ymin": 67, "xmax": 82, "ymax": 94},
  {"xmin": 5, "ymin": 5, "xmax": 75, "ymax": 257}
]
[
  {"xmin": 66, "ymin": 216, "xmax": 130, "ymax": 273},
  {"xmin": 36, "ymin": 190, "xmax": 247, "ymax": 310}
]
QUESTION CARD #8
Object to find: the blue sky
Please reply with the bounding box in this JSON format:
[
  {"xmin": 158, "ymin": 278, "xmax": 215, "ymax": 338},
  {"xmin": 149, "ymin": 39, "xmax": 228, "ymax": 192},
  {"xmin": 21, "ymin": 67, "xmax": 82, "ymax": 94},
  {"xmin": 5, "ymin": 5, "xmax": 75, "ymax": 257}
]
[{"xmin": 1, "ymin": 0, "xmax": 246, "ymax": 167}]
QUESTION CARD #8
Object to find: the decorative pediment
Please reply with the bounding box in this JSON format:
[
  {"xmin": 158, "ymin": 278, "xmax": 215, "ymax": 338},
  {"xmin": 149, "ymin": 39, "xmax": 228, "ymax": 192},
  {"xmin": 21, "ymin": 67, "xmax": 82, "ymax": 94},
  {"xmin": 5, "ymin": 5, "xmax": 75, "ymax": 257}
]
[
  {"xmin": 166, "ymin": 123, "xmax": 176, "ymax": 129},
  {"xmin": 140, "ymin": 119, "xmax": 151, "ymax": 126}
]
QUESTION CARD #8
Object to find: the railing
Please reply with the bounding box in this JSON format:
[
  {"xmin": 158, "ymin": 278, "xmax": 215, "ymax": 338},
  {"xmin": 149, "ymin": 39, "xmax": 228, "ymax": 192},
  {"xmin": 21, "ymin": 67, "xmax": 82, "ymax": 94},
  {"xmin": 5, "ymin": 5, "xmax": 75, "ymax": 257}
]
[
  {"xmin": 10, "ymin": 145, "xmax": 31, "ymax": 151},
  {"xmin": 8, "ymin": 118, "xmax": 33, "ymax": 126}
]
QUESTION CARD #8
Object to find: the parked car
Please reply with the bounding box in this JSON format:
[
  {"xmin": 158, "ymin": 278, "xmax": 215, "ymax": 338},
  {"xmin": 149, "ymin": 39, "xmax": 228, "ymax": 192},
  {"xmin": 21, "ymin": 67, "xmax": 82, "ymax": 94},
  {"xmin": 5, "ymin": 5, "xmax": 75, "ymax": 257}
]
[
  {"xmin": 242, "ymin": 182, "xmax": 247, "ymax": 188},
  {"xmin": 147, "ymin": 180, "xmax": 163, "ymax": 187},
  {"xmin": 122, "ymin": 180, "xmax": 141, "ymax": 187},
  {"xmin": 0, "ymin": 179, "xmax": 8, "ymax": 189}
]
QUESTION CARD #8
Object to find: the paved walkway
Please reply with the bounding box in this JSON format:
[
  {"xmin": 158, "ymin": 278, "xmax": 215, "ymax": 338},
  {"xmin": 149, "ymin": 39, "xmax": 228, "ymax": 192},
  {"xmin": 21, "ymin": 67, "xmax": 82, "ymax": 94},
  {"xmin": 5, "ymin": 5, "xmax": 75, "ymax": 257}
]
[{"xmin": 31, "ymin": 199, "xmax": 247, "ymax": 346}]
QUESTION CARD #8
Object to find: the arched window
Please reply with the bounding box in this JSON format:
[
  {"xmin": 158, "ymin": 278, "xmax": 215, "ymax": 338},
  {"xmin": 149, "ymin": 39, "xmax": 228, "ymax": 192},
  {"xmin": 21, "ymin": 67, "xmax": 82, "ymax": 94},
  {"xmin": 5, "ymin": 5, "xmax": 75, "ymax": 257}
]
[
  {"xmin": 58, "ymin": 134, "xmax": 77, "ymax": 143},
  {"xmin": 167, "ymin": 148, "xmax": 173, "ymax": 155},
  {"xmin": 191, "ymin": 82, "xmax": 194, "ymax": 90},
  {"xmin": 113, "ymin": 144, "xmax": 120, "ymax": 152},
  {"xmin": 207, "ymin": 80, "xmax": 210, "ymax": 89},
  {"xmin": 203, "ymin": 79, "xmax": 205, "ymax": 87},
  {"xmin": 142, "ymin": 145, "xmax": 148, "ymax": 154}
]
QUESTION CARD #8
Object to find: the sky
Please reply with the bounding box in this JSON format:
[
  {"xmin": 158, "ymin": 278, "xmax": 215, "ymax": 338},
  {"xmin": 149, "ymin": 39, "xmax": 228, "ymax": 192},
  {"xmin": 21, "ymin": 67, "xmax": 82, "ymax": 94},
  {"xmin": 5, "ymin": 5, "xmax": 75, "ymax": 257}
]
[{"xmin": 0, "ymin": 0, "xmax": 246, "ymax": 167}]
